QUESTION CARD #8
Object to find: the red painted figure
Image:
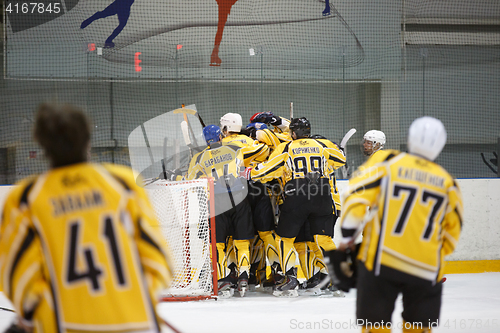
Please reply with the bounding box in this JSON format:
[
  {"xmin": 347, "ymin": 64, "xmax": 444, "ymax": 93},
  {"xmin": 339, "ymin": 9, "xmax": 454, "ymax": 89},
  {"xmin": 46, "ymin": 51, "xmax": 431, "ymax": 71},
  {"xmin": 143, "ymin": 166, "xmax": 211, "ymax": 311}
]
[{"xmin": 210, "ymin": 0, "xmax": 239, "ymax": 66}]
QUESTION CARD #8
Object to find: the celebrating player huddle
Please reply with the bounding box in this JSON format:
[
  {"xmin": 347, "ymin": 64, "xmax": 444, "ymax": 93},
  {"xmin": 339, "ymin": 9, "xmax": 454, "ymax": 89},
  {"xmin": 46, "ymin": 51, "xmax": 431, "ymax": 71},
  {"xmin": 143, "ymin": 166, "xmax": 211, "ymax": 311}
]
[
  {"xmin": 0, "ymin": 102, "xmax": 462, "ymax": 333},
  {"xmin": 183, "ymin": 110, "xmax": 347, "ymax": 298}
]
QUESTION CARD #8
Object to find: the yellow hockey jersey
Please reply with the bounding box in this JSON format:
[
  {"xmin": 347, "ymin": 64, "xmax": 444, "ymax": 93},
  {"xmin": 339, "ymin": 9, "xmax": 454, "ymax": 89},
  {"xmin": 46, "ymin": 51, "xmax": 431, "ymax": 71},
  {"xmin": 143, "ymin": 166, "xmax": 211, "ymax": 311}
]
[
  {"xmin": 250, "ymin": 138, "xmax": 346, "ymax": 185},
  {"xmin": 340, "ymin": 150, "xmax": 463, "ymax": 283},
  {"xmin": 0, "ymin": 163, "xmax": 173, "ymax": 332},
  {"xmin": 313, "ymin": 138, "xmax": 346, "ymax": 214},
  {"xmin": 186, "ymin": 143, "xmax": 245, "ymax": 181},
  {"xmin": 221, "ymin": 133, "xmax": 269, "ymax": 167},
  {"xmin": 255, "ymin": 128, "xmax": 292, "ymax": 154}
]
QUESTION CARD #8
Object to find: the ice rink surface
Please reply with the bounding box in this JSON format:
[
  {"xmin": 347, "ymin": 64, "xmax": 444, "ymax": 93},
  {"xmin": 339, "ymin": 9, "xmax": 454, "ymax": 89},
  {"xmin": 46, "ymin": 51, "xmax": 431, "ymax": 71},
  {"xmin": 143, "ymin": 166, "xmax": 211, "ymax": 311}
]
[{"xmin": 1, "ymin": 273, "xmax": 499, "ymax": 333}]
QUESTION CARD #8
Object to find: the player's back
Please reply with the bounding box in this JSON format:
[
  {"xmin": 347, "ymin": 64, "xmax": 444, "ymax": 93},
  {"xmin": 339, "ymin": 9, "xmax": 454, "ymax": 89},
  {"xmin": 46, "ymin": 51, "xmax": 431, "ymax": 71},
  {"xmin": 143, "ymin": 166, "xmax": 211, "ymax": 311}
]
[
  {"xmin": 25, "ymin": 163, "xmax": 161, "ymax": 331},
  {"xmin": 361, "ymin": 151, "xmax": 460, "ymax": 281},
  {"xmin": 222, "ymin": 133, "xmax": 269, "ymax": 166},
  {"xmin": 187, "ymin": 143, "xmax": 243, "ymax": 180},
  {"xmin": 286, "ymin": 138, "xmax": 333, "ymax": 179}
]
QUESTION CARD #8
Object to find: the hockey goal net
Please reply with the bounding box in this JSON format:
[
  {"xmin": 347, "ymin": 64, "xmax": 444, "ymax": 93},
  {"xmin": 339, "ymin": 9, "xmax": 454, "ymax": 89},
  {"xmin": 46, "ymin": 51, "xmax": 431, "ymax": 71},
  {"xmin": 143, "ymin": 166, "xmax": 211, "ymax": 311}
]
[{"xmin": 145, "ymin": 178, "xmax": 217, "ymax": 301}]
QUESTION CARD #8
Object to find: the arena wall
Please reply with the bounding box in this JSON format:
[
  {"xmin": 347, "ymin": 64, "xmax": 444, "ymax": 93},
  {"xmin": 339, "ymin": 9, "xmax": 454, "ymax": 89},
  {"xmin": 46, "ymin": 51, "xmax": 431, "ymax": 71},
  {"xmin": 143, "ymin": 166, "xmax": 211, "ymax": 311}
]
[{"xmin": 0, "ymin": 178, "xmax": 499, "ymax": 273}]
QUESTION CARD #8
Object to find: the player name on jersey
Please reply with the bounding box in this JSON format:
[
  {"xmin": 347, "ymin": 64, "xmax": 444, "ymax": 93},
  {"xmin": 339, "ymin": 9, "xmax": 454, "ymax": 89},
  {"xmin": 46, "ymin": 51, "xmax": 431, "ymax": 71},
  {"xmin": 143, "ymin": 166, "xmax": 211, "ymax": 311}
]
[
  {"xmin": 203, "ymin": 153, "xmax": 233, "ymax": 168},
  {"xmin": 397, "ymin": 166, "xmax": 445, "ymax": 189},
  {"xmin": 291, "ymin": 147, "xmax": 320, "ymax": 154},
  {"xmin": 51, "ymin": 190, "xmax": 104, "ymax": 217}
]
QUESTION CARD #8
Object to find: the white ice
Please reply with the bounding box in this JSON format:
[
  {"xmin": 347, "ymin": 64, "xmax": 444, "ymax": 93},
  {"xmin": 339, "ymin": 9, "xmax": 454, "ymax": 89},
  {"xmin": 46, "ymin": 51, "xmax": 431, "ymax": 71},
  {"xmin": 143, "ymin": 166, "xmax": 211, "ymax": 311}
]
[{"xmin": 1, "ymin": 273, "xmax": 499, "ymax": 333}]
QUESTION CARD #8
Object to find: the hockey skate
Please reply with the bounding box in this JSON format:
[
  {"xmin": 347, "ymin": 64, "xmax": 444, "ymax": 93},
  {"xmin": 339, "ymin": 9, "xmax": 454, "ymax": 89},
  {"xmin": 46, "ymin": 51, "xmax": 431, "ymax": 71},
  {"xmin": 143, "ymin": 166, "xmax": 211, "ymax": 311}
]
[
  {"xmin": 299, "ymin": 272, "xmax": 330, "ymax": 296},
  {"xmin": 217, "ymin": 264, "xmax": 237, "ymax": 298},
  {"xmin": 237, "ymin": 271, "xmax": 249, "ymax": 297},
  {"xmin": 248, "ymin": 263, "xmax": 265, "ymax": 291},
  {"xmin": 262, "ymin": 262, "xmax": 284, "ymax": 292},
  {"xmin": 273, "ymin": 268, "xmax": 299, "ymax": 297},
  {"xmin": 329, "ymin": 284, "xmax": 346, "ymax": 297}
]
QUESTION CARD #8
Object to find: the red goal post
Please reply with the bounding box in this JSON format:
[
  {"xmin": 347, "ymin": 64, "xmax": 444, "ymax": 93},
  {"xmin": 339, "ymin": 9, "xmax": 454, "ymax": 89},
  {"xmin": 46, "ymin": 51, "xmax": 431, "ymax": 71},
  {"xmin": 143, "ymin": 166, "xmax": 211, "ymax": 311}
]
[{"xmin": 145, "ymin": 178, "xmax": 217, "ymax": 301}]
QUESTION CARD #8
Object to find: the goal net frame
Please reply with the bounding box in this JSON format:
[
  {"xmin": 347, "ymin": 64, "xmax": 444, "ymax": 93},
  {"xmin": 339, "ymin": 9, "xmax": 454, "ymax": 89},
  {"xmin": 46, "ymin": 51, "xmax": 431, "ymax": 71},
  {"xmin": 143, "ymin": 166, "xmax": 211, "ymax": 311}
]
[{"xmin": 145, "ymin": 178, "xmax": 218, "ymax": 302}]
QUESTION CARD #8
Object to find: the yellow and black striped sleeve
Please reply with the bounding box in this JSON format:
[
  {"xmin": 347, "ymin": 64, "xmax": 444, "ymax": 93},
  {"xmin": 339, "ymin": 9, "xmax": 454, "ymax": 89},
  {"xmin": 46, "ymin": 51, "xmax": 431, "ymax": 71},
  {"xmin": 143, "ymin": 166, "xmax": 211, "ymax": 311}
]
[
  {"xmin": 442, "ymin": 179, "xmax": 463, "ymax": 256},
  {"xmin": 222, "ymin": 134, "xmax": 270, "ymax": 166},
  {"xmin": 104, "ymin": 164, "xmax": 174, "ymax": 293},
  {"xmin": 339, "ymin": 150, "xmax": 400, "ymax": 242},
  {"xmin": 340, "ymin": 164, "xmax": 387, "ymax": 242},
  {"xmin": 186, "ymin": 150, "xmax": 207, "ymax": 180},
  {"xmin": 239, "ymin": 140, "xmax": 270, "ymax": 166},
  {"xmin": 250, "ymin": 141, "xmax": 291, "ymax": 183},
  {"xmin": 0, "ymin": 178, "xmax": 51, "ymax": 324},
  {"xmin": 315, "ymin": 139, "xmax": 346, "ymax": 170},
  {"xmin": 256, "ymin": 129, "xmax": 291, "ymax": 152}
]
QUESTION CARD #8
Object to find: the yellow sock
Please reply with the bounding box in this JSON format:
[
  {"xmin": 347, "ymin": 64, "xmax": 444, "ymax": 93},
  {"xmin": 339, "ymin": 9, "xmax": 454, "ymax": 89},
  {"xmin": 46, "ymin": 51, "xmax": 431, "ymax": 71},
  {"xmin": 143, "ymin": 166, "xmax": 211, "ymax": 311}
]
[
  {"xmin": 314, "ymin": 234, "xmax": 337, "ymax": 252},
  {"xmin": 250, "ymin": 235, "xmax": 264, "ymax": 267},
  {"xmin": 234, "ymin": 239, "xmax": 251, "ymax": 275},
  {"xmin": 295, "ymin": 242, "xmax": 317, "ymax": 280},
  {"xmin": 258, "ymin": 230, "xmax": 280, "ymax": 266},
  {"xmin": 275, "ymin": 235, "xmax": 297, "ymax": 273},
  {"xmin": 216, "ymin": 242, "xmax": 227, "ymax": 279},
  {"xmin": 307, "ymin": 241, "xmax": 327, "ymax": 274}
]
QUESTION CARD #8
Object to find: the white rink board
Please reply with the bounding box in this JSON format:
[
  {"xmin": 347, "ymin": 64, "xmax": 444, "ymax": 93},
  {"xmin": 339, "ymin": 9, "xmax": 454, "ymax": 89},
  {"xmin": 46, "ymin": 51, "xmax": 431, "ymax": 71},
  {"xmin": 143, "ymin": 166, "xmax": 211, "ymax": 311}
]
[{"xmin": 0, "ymin": 178, "xmax": 499, "ymax": 260}]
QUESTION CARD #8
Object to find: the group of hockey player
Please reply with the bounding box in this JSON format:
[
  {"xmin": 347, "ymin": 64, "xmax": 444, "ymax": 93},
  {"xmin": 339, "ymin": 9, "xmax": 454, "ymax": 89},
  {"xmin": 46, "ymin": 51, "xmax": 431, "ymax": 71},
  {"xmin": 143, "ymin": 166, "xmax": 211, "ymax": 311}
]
[
  {"xmin": 0, "ymin": 100, "xmax": 461, "ymax": 332},
  {"xmin": 182, "ymin": 109, "xmax": 388, "ymax": 298}
]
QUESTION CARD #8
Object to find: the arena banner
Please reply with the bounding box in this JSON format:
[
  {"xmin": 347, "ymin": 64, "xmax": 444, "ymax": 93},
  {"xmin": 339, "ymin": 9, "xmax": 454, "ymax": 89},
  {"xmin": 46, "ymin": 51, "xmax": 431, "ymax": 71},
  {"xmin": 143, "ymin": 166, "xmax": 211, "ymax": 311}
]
[{"xmin": 4, "ymin": 0, "xmax": 401, "ymax": 78}]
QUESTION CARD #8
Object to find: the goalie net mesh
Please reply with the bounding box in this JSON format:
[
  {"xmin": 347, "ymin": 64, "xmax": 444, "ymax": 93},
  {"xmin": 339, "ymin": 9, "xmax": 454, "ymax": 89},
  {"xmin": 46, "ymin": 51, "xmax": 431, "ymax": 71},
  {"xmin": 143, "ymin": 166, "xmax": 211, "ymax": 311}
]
[{"xmin": 145, "ymin": 178, "xmax": 217, "ymax": 301}]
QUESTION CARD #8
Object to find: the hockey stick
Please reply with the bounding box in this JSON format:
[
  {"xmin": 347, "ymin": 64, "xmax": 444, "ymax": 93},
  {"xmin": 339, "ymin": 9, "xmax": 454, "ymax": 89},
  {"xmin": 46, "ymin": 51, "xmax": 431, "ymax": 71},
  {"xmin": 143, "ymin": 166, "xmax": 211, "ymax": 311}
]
[
  {"xmin": 290, "ymin": 102, "xmax": 293, "ymax": 120},
  {"xmin": 0, "ymin": 306, "xmax": 15, "ymax": 312},
  {"xmin": 173, "ymin": 107, "xmax": 206, "ymax": 128},
  {"xmin": 340, "ymin": 128, "xmax": 356, "ymax": 150},
  {"xmin": 140, "ymin": 124, "xmax": 155, "ymax": 165},
  {"xmin": 162, "ymin": 137, "xmax": 168, "ymax": 180},
  {"xmin": 181, "ymin": 121, "xmax": 192, "ymax": 149},
  {"xmin": 340, "ymin": 128, "xmax": 356, "ymax": 179},
  {"xmin": 163, "ymin": 319, "xmax": 182, "ymax": 333},
  {"xmin": 142, "ymin": 163, "xmax": 188, "ymax": 186}
]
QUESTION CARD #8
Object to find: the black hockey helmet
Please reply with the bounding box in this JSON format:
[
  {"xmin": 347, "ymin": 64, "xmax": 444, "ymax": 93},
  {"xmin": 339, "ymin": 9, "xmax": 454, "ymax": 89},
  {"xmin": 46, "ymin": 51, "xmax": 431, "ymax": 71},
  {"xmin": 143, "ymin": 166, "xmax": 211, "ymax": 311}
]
[
  {"xmin": 289, "ymin": 117, "xmax": 311, "ymax": 138},
  {"xmin": 310, "ymin": 134, "xmax": 328, "ymax": 140}
]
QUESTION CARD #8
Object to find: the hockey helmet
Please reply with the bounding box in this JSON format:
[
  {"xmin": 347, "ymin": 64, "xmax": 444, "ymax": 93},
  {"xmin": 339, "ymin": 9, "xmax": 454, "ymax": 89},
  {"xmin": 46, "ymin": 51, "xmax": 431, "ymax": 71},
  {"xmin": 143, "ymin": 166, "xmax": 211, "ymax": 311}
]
[
  {"xmin": 203, "ymin": 125, "xmax": 221, "ymax": 145},
  {"xmin": 362, "ymin": 130, "xmax": 386, "ymax": 156},
  {"xmin": 310, "ymin": 134, "xmax": 328, "ymax": 140},
  {"xmin": 407, "ymin": 116, "xmax": 446, "ymax": 161},
  {"xmin": 220, "ymin": 113, "xmax": 243, "ymax": 133},
  {"xmin": 289, "ymin": 117, "xmax": 311, "ymax": 138}
]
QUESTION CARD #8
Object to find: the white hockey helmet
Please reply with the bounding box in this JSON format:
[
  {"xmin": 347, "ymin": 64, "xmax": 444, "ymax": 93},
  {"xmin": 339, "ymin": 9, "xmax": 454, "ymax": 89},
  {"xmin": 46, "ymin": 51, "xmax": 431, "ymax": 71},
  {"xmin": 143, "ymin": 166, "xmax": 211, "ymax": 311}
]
[
  {"xmin": 220, "ymin": 113, "xmax": 243, "ymax": 133},
  {"xmin": 407, "ymin": 116, "xmax": 447, "ymax": 161},
  {"xmin": 362, "ymin": 130, "xmax": 386, "ymax": 156}
]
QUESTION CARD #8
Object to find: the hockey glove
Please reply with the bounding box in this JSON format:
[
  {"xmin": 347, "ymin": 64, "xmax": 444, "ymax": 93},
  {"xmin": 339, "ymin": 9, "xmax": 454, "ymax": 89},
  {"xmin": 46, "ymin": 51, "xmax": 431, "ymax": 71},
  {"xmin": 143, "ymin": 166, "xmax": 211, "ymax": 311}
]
[
  {"xmin": 4, "ymin": 323, "xmax": 30, "ymax": 333},
  {"xmin": 324, "ymin": 243, "xmax": 360, "ymax": 292},
  {"xmin": 246, "ymin": 122, "xmax": 268, "ymax": 139},
  {"xmin": 250, "ymin": 112, "xmax": 282, "ymax": 126}
]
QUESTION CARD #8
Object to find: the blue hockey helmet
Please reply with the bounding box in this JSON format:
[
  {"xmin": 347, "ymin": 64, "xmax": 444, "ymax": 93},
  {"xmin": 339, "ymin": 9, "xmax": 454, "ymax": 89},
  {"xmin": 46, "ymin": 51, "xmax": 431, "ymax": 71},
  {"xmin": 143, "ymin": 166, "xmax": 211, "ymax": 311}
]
[{"xmin": 203, "ymin": 125, "xmax": 221, "ymax": 145}]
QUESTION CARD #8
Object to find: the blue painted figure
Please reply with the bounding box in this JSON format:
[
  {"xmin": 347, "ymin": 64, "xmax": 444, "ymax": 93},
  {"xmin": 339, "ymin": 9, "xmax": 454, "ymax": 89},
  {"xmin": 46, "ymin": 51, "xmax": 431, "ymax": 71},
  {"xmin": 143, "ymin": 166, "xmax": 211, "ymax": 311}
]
[
  {"xmin": 323, "ymin": 0, "xmax": 331, "ymax": 16},
  {"xmin": 80, "ymin": 0, "xmax": 135, "ymax": 48}
]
